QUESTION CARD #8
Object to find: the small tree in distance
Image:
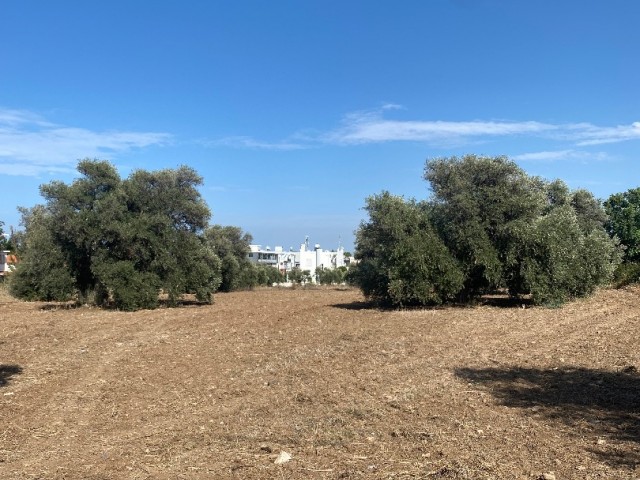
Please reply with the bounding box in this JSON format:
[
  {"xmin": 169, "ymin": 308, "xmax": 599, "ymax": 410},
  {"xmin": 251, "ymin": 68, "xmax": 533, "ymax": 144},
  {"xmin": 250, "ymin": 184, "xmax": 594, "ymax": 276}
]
[
  {"xmin": 257, "ymin": 264, "xmax": 284, "ymax": 286},
  {"xmin": 316, "ymin": 266, "xmax": 348, "ymax": 285},
  {"xmin": 289, "ymin": 268, "xmax": 311, "ymax": 285},
  {"xmin": 604, "ymin": 187, "xmax": 640, "ymax": 286},
  {"xmin": 604, "ymin": 187, "xmax": 640, "ymax": 263},
  {"xmin": 205, "ymin": 225, "xmax": 255, "ymax": 291},
  {"xmin": 204, "ymin": 226, "xmax": 286, "ymax": 290}
]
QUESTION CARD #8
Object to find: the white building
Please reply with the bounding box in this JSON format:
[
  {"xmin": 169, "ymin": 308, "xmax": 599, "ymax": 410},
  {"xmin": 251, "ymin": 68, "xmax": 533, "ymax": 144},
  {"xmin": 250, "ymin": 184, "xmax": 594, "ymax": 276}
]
[
  {"xmin": 248, "ymin": 237, "xmax": 345, "ymax": 282},
  {"xmin": 0, "ymin": 250, "xmax": 16, "ymax": 277}
]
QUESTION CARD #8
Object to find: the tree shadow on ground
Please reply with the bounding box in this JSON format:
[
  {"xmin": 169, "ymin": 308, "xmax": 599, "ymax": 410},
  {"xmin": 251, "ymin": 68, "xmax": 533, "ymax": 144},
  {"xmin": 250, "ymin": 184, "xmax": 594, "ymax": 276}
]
[
  {"xmin": 331, "ymin": 301, "xmax": 380, "ymax": 311},
  {"xmin": 0, "ymin": 364, "xmax": 22, "ymax": 387},
  {"xmin": 332, "ymin": 295, "xmax": 533, "ymax": 311},
  {"xmin": 39, "ymin": 302, "xmax": 81, "ymax": 311},
  {"xmin": 455, "ymin": 366, "xmax": 640, "ymax": 467},
  {"xmin": 479, "ymin": 296, "xmax": 534, "ymax": 308},
  {"xmin": 39, "ymin": 298, "xmax": 211, "ymax": 311}
]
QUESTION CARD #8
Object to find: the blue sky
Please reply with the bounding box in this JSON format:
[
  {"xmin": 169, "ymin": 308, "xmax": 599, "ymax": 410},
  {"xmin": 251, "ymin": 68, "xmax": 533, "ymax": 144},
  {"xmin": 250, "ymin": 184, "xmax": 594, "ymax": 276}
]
[{"xmin": 1, "ymin": 1, "xmax": 638, "ymax": 251}]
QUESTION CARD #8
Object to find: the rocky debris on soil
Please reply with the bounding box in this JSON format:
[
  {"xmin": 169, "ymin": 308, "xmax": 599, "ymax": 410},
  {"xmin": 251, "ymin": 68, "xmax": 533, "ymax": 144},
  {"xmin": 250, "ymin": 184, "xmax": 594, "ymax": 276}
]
[
  {"xmin": 538, "ymin": 473, "xmax": 556, "ymax": 480},
  {"xmin": 274, "ymin": 451, "xmax": 292, "ymax": 464}
]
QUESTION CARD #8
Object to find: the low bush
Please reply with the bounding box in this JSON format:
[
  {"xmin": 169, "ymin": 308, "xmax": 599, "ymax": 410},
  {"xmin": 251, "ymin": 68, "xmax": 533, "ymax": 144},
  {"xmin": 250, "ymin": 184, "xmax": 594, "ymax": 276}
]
[{"xmin": 613, "ymin": 262, "xmax": 640, "ymax": 288}]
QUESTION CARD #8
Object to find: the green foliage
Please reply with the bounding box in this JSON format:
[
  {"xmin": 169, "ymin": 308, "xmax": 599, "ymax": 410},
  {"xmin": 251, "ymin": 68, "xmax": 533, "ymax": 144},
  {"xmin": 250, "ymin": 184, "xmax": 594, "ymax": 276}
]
[
  {"xmin": 289, "ymin": 267, "xmax": 312, "ymax": 284},
  {"xmin": 204, "ymin": 225, "xmax": 258, "ymax": 291},
  {"xmin": 506, "ymin": 206, "xmax": 621, "ymax": 305},
  {"xmin": 203, "ymin": 227, "xmax": 286, "ymax": 290},
  {"xmin": 92, "ymin": 260, "xmax": 160, "ymax": 310},
  {"xmin": 289, "ymin": 268, "xmax": 301, "ymax": 284},
  {"xmin": 571, "ymin": 189, "xmax": 608, "ymax": 233},
  {"xmin": 316, "ymin": 266, "xmax": 347, "ymax": 285},
  {"xmin": 0, "ymin": 221, "xmax": 8, "ymax": 251},
  {"xmin": 220, "ymin": 255, "xmax": 242, "ymax": 291},
  {"xmin": 604, "ymin": 187, "xmax": 640, "ymax": 262},
  {"xmin": 612, "ymin": 262, "xmax": 640, "ymax": 288},
  {"xmin": 172, "ymin": 234, "xmax": 221, "ymax": 303},
  {"xmin": 353, "ymin": 155, "xmax": 621, "ymax": 307},
  {"xmin": 8, "ymin": 207, "xmax": 75, "ymax": 301},
  {"xmin": 425, "ymin": 155, "xmax": 545, "ymax": 298},
  {"xmin": 352, "ymin": 191, "xmax": 464, "ymax": 306},
  {"xmin": 11, "ymin": 160, "xmax": 221, "ymax": 309},
  {"xmin": 258, "ymin": 264, "xmax": 284, "ymax": 285}
]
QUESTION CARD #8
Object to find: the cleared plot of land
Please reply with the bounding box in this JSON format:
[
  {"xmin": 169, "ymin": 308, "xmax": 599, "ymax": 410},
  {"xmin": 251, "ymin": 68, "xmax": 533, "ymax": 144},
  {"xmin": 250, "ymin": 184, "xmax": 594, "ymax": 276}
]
[{"xmin": 0, "ymin": 286, "xmax": 639, "ymax": 479}]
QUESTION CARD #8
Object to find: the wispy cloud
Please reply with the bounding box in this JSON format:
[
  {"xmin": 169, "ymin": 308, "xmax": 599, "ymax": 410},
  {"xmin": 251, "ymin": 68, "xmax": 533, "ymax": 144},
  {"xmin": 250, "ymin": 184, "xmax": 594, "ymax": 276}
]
[
  {"xmin": 326, "ymin": 108, "xmax": 640, "ymax": 147},
  {"xmin": 209, "ymin": 105, "xmax": 640, "ymax": 152},
  {"xmin": 208, "ymin": 185, "xmax": 255, "ymax": 194},
  {"xmin": 206, "ymin": 136, "xmax": 307, "ymax": 151},
  {"xmin": 513, "ymin": 149, "xmax": 611, "ymax": 162},
  {"xmin": 566, "ymin": 122, "xmax": 640, "ymax": 146},
  {"xmin": 325, "ymin": 108, "xmax": 554, "ymax": 145},
  {"xmin": 380, "ymin": 103, "xmax": 405, "ymax": 111},
  {"xmin": 0, "ymin": 108, "xmax": 55, "ymax": 127},
  {"xmin": 0, "ymin": 108, "xmax": 172, "ymax": 176}
]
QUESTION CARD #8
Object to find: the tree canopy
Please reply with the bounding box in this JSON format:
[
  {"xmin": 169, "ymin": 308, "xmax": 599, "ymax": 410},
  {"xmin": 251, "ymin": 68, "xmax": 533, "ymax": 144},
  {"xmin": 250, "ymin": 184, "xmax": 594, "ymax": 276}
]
[
  {"xmin": 604, "ymin": 187, "xmax": 640, "ymax": 263},
  {"xmin": 352, "ymin": 155, "xmax": 621, "ymax": 307},
  {"xmin": 0, "ymin": 221, "xmax": 8, "ymax": 251},
  {"xmin": 604, "ymin": 187, "xmax": 640, "ymax": 287},
  {"xmin": 205, "ymin": 225, "xmax": 256, "ymax": 291},
  {"xmin": 203, "ymin": 225, "xmax": 285, "ymax": 290},
  {"xmin": 10, "ymin": 159, "xmax": 221, "ymax": 310},
  {"xmin": 351, "ymin": 192, "xmax": 463, "ymax": 306}
]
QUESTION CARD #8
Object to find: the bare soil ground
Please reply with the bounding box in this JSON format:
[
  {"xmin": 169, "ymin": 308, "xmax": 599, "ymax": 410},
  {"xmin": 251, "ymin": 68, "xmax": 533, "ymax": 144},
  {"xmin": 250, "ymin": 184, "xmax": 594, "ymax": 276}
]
[{"xmin": 1, "ymin": 285, "xmax": 639, "ymax": 479}]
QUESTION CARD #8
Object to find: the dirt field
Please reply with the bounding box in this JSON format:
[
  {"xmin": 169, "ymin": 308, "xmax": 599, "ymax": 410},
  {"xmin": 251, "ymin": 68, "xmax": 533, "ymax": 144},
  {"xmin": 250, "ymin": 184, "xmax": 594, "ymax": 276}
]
[{"xmin": 1, "ymin": 285, "xmax": 639, "ymax": 479}]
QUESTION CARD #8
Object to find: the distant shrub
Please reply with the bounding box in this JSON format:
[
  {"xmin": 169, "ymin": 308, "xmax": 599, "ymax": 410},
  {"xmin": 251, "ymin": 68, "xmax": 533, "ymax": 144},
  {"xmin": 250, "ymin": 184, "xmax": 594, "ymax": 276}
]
[
  {"xmin": 316, "ymin": 266, "xmax": 347, "ymax": 285},
  {"xmin": 604, "ymin": 187, "xmax": 640, "ymax": 263},
  {"xmin": 613, "ymin": 262, "xmax": 640, "ymax": 288},
  {"xmin": 289, "ymin": 268, "xmax": 312, "ymax": 284},
  {"xmin": 256, "ymin": 264, "xmax": 284, "ymax": 286}
]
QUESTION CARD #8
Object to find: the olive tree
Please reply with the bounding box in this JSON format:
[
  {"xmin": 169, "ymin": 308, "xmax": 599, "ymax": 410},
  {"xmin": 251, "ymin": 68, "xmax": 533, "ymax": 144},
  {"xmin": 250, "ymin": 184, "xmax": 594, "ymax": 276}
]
[
  {"xmin": 505, "ymin": 204, "xmax": 620, "ymax": 305},
  {"xmin": 289, "ymin": 267, "xmax": 312, "ymax": 284},
  {"xmin": 604, "ymin": 187, "xmax": 640, "ymax": 286},
  {"xmin": 604, "ymin": 187, "xmax": 640, "ymax": 262},
  {"xmin": 425, "ymin": 155, "xmax": 545, "ymax": 298},
  {"xmin": 351, "ymin": 192, "xmax": 463, "ymax": 306},
  {"xmin": 353, "ymin": 155, "xmax": 621, "ymax": 307},
  {"xmin": 256, "ymin": 264, "xmax": 284, "ymax": 285},
  {"xmin": 316, "ymin": 266, "xmax": 347, "ymax": 285},
  {"xmin": 204, "ymin": 225, "xmax": 256, "ymax": 291},
  {"xmin": 8, "ymin": 206, "xmax": 75, "ymax": 301},
  {"xmin": 10, "ymin": 159, "xmax": 221, "ymax": 310}
]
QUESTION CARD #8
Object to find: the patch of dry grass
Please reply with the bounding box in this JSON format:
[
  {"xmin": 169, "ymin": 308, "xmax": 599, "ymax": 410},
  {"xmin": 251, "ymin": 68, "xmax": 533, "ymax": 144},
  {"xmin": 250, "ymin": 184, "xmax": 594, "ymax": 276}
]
[
  {"xmin": 1, "ymin": 286, "xmax": 639, "ymax": 479},
  {"xmin": 0, "ymin": 280, "xmax": 13, "ymax": 302}
]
